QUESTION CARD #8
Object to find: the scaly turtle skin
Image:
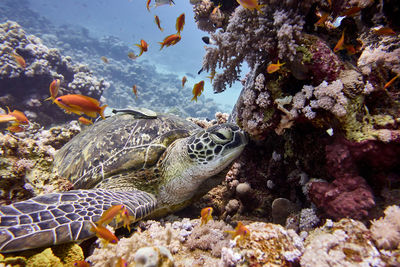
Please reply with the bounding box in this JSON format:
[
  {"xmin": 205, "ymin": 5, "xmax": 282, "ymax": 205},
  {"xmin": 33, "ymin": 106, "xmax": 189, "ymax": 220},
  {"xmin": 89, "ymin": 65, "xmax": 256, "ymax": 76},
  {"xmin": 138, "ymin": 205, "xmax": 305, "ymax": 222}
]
[{"xmin": 0, "ymin": 113, "xmax": 247, "ymax": 252}]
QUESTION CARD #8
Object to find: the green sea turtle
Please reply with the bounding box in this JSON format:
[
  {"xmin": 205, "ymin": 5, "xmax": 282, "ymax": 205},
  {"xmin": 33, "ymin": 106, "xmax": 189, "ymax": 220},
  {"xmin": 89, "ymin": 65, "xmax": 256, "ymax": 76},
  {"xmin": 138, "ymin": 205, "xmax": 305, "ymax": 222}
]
[{"xmin": 0, "ymin": 112, "xmax": 247, "ymax": 252}]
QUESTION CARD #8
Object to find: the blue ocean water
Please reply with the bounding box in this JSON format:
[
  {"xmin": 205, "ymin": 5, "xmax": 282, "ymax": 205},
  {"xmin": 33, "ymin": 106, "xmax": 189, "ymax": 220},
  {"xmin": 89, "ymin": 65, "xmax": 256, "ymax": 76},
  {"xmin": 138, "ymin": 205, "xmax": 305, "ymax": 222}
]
[{"xmin": 27, "ymin": 0, "xmax": 244, "ymax": 111}]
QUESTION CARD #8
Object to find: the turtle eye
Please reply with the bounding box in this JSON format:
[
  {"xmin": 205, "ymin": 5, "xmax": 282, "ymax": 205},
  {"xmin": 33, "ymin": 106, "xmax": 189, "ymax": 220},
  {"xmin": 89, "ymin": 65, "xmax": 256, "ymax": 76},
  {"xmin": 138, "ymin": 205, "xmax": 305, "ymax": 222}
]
[{"xmin": 210, "ymin": 128, "xmax": 232, "ymax": 144}]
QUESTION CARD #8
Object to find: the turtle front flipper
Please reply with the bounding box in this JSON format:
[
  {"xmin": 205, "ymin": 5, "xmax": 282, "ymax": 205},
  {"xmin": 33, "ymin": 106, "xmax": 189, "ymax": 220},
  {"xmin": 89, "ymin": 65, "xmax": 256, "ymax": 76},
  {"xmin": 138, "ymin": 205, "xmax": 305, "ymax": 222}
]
[{"xmin": 0, "ymin": 189, "xmax": 156, "ymax": 253}]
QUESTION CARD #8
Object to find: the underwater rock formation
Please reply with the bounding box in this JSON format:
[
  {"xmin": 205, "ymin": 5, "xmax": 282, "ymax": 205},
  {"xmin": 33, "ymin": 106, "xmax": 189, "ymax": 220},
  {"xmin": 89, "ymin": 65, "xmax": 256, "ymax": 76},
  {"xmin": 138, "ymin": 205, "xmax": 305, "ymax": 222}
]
[
  {"xmin": 85, "ymin": 216, "xmax": 399, "ymax": 266},
  {"xmin": 0, "ymin": 122, "xmax": 79, "ymax": 205},
  {"xmin": 192, "ymin": 0, "xmax": 400, "ymax": 222},
  {"xmin": 0, "ymin": 243, "xmax": 84, "ymax": 267},
  {"xmin": 0, "ymin": 21, "xmax": 108, "ymax": 126}
]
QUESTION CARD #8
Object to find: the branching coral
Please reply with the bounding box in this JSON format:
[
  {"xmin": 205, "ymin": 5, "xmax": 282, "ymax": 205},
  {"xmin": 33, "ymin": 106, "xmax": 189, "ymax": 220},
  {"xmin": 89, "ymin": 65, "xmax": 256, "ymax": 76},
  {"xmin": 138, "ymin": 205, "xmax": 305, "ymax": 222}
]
[{"xmin": 201, "ymin": 1, "xmax": 305, "ymax": 93}]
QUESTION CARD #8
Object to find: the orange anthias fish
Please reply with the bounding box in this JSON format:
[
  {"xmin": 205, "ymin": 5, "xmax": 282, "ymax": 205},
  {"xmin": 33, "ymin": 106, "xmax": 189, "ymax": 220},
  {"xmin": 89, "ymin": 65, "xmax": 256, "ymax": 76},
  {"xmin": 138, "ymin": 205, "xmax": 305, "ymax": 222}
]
[
  {"xmin": 90, "ymin": 222, "xmax": 119, "ymax": 246},
  {"xmin": 117, "ymin": 258, "xmax": 128, "ymax": 267},
  {"xmin": 53, "ymin": 94, "xmax": 108, "ymax": 119},
  {"xmin": 267, "ymin": 60, "xmax": 285, "ymax": 74},
  {"xmin": 128, "ymin": 52, "xmax": 137, "ymax": 59},
  {"xmin": 11, "ymin": 52, "xmax": 26, "ymax": 69},
  {"xmin": 333, "ymin": 30, "xmax": 346, "ymax": 53},
  {"xmin": 154, "ymin": 15, "xmax": 164, "ymax": 32},
  {"xmin": 315, "ymin": 12, "xmax": 329, "ymax": 27},
  {"xmin": 225, "ymin": 221, "xmax": 250, "ymax": 241},
  {"xmin": 101, "ymin": 56, "xmax": 109, "ymax": 64},
  {"xmin": 207, "ymin": 70, "xmax": 216, "ymax": 82},
  {"xmin": 159, "ymin": 34, "xmax": 181, "ymax": 50},
  {"xmin": 132, "ymin": 85, "xmax": 138, "ymax": 98},
  {"xmin": 135, "ymin": 39, "xmax": 148, "ymax": 57},
  {"xmin": 200, "ymin": 207, "xmax": 213, "ymax": 226},
  {"xmin": 0, "ymin": 114, "xmax": 18, "ymax": 124},
  {"xmin": 146, "ymin": 0, "xmax": 151, "ymax": 11},
  {"xmin": 341, "ymin": 6, "xmax": 362, "ymax": 16},
  {"xmin": 6, "ymin": 107, "xmax": 29, "ymax": 125},
  {"xmin": 182, "ymin": 76, "xmax": 187, "ymax": 88},
  {"xmin": 96, "ymin": 205, "xmax": 125, "ymax": 226},
  {"xmin": 78, "ymin": 116, "xmax": 93, "ymax": 125},
  {"xmin": 191, "ymin": 80, "xmax": 205, "ymax": 102},
  {"xmin": 176, "ymin": 13, "xmax": 185, "ymax": 35},
  {"xmin": 384, "ymin": 74, "xmax": 400, "ymax": 89},
  {"xmin": 212, "ymin": 4, "xmax": 222, "ymax": 15},
  {"xmin": 374, "ymin": 27, "xmax": 396, "ymax": 36},
  {"xmin": 73, "ymin": 261, "xmax": 91, "ymax": 267},
  {"xmin": 119, "ymin": 206, "xmax": 134, "ymax": 231},
  {"xmin": 6, "ymin": 123, "xmax": 25, "ymax": 133},
  {"xmin": 45, "ymin": 79, "xmax": 61, "ymax": 101},
  {"xmin": 236, "ymin": 0, "xmax": 264, "ymax": 13}
]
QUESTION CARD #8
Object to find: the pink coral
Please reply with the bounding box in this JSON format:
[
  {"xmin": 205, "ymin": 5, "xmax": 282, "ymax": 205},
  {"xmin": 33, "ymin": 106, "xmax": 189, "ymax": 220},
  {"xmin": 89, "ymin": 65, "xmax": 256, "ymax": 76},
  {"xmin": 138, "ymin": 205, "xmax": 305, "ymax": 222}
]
[{"xmin": 308, "ymin": 176, "xmax": 375, "ymax": 220}]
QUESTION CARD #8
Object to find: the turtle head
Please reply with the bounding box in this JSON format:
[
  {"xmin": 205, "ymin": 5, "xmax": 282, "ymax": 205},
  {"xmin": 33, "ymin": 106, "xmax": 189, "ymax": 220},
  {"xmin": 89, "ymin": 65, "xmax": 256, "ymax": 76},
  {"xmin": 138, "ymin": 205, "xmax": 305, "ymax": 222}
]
[
  {"xmin": 187, "ymin": 123, "xmax": 248, "ymax": 173},
  {"xmin": 157, "ymin": 123, "xmax": 247, "ymax": 212}
]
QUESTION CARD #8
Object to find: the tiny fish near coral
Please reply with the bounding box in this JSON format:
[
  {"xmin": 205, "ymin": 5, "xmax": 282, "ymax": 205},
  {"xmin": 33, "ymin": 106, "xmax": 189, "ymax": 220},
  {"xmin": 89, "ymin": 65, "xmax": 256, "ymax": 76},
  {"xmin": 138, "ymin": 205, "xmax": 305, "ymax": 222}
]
[
  {"xmin": 78, "ymin": 116, "xmax": 93, "ymax": 125},
  {"xmin": 236, "ymin": 0, "xmax": 264, "ymax": 13},
  {"xmin": 45, "ymin": 79, "xmax": 61, "ymax": 101},
  {"xmin": 267, "ymin": 60, "xmax": 285, "ymax": 74},
  {"xmin": 73, "ymin": 261, "xmax": 91, "ymax": 267},
  {"xmin": 200, "ymin": 207, "xmax": 213, "ymax": 226},
  {"xmin": 11, "ymin": 52, "xmax": 26, "ymax": 69},
  {"xmin": 96, "ymin": 204, "xmax": 126, "ymax": 226},
  {"xmin": 225, "ymin": 221, "xmax": 250, "ymax": 241},
  {"xmin": 334, "ymin": 30, "xmax": 345, "ymax": 53},
  {"xmin": 90, "ymin": 222, "xmax": 119, "ymax": 246}
]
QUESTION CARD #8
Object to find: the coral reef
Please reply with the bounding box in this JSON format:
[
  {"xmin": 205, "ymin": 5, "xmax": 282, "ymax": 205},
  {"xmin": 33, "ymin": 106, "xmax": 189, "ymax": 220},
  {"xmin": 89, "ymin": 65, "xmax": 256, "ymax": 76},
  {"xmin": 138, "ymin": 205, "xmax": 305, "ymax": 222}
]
[
  {"xmin": 370, "ymin": 205, "xmax": 400, "ymax": 250},
  {"xmin": 0, "ymin": 122, "xmax": 79, "ymax": 205},
  {"xmin": 301, "ymin": 219, "xmax": 384, "ymax": 266},
  {"xmin": 192, "ymin": 0, "xmax": 400, "ymax": 222},
  {"xmin": 0, "ymin": 243, "xmax": 84, "ymax": 267},
  {"xmin": 0, "ymin": 20, "xmax": 108, "ymax": 126}
]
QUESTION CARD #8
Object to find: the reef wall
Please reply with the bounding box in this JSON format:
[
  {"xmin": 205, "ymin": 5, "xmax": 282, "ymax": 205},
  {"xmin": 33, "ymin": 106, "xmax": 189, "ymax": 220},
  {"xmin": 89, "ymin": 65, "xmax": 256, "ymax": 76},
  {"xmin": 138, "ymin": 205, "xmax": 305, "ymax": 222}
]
[{"xmin": 192, "ymin": 0, "xmax": 400, "ymax": 222}]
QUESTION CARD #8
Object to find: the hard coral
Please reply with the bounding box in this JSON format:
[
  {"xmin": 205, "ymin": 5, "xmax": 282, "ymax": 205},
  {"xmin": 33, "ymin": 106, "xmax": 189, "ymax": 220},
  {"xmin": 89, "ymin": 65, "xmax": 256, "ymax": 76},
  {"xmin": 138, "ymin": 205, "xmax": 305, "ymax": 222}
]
[
  {"xmin": 0, "ymin": 20, "xmax": 108, "ymax": 126},
  {"xmin": 202, "ymin": 1, "xmax": 305, "ymax": 93},
  {"xmin": 370, "ymin": 205, "xmax": 400, "ymax": 250},
  {"xmin": 301, "ymin": 219, "xmax": 384, "ymax": 266}
]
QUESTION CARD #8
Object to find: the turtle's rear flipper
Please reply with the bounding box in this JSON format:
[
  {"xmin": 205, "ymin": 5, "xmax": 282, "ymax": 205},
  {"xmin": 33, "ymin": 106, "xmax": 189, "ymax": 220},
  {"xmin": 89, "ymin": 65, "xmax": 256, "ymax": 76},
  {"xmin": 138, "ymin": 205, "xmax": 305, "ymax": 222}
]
[{"xmin": 0, "ymin": 189, "xmax": 156, "ymax": 253}]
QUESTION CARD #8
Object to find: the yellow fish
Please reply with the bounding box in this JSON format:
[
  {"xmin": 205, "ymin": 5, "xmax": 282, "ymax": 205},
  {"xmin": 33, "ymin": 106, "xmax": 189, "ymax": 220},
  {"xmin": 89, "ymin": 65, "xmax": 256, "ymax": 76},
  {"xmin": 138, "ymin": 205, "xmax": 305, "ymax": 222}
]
[
  {"xmin": 191, "ymin": 80, "xmax": 204, "ymax": 102},
  {"xmin": 135, "ymin": 39, "xmax": 148, "ymax": 57},
  {"xmin": 53, "ymin": 94, "xmax": 107, "ymax": 119},
  {"xmin": 176, "ymin": 13, "xmax": 185, "ymax": 35},
  {"xmin": 11, "ymin": 52, "xmax": 26, "ymax": 69},
  {"xmin": 225, "ymin": 221, "xmax": 250, "ymax": 241},
  {"xmin": 96, "ymin": 204, "xmax": 125, "ymax": 226},
  {"xmin": 90, "ymin": 222, "xmax": 119, "ymax": 246},
  {"xmin": 200, "ymin": 207, "xmax": 213, "ymax": 226},
  {"xmin": 154, "ymin": 15, "xmax": 164, "ymax": 32},
  {"xmin": 78, "ymin": 116, "xmax": 93, "ymax": 125},
  {"xmin": 334, "ymin": 30, "xmax": 345, "ymax": 53},
  {"xmin": 267, "ymin": 60, "xmax": 285, "ymax": 74},
  {"xmin": 182, "ymin": 76, "xmax": 187, "ymax": 88},
  {"xmin": 236, "ymin": 0, "xmax": 264, "ymax": 13},
  {"xmin": 45, "ymin": 79, "xmax": 61, "ymax": 101}
]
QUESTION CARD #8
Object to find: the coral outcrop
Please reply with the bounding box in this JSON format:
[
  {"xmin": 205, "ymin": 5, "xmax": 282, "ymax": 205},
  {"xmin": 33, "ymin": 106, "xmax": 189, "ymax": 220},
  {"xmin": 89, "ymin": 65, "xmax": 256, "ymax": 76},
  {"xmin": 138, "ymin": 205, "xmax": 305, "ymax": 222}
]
[
  {"xmin": 192, "ymin": 0, "xmax": 400, "ymax": 222},
  {"xmin": 0, "ymin": 21, "xmax": 108, "ymax": 126},
  {"xmin": 0, "ymin": 122, "xmax": 79, "ymax": 205}
]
